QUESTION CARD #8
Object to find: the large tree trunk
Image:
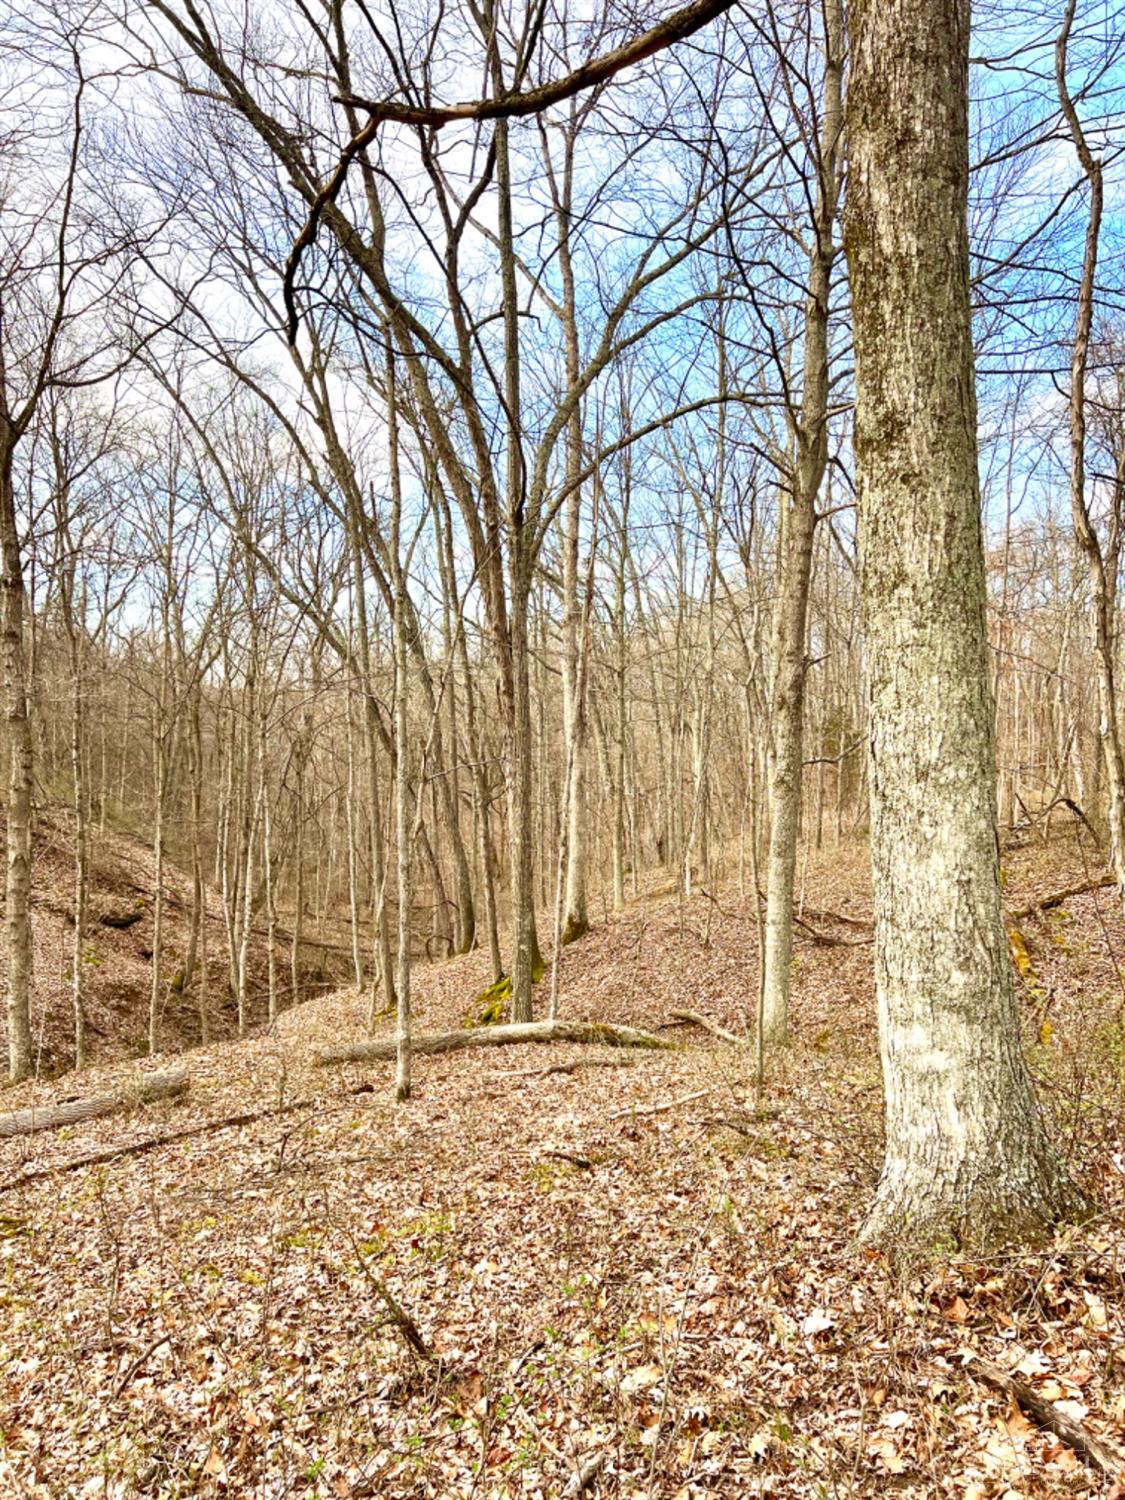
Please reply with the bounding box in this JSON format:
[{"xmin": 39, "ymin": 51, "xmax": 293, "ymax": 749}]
[
  {"xmin": 760, "ymin": 0, "xmax": 843, "ymax": 1045},
  {"xmin": 845, "ymin": 0, "xmax": 1082, "ymax": 1248},
  {"xmin": 0, "ymin": 440, "xmax": 33, "ymax": 1083}
]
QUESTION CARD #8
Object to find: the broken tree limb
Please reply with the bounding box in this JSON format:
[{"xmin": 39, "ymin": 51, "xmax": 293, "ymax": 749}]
[
  {"xmin": 669, "ymin": 1009, "xmax": 748, "ymax": 1046},
  {"xmin": 562, "ymin": 1451, "xmax": 607, "ymax": 1497},
  {"xmin": 314, "ymin": 1020, "xmax": 676, "ymax": 1067},
  {"xmin": 0, "ymin": 1069, "xmax": 189, "ymax": 1140},
  {"xmin": 752, "ymin": 887, "xmax": 873, "ymax": 938},
  {"xmin": 1007, "ymin": 873, "xmax": 1116, "ymax": 921},
  {"xmin": 791, "ymin": 910, "xmax": 872, "ymax": 947},
  {"xmin": 518, "ymin": 1053, "xmax": 644, "ymax": 1079},
  {"xmin": 608, "ymin": 1087, "xmax": 711, "ymax": 1120},
  {"xmin": 349, "ymin": 1231, "xmax": 434, "ymax": 1364},
  {"xmin": 1, "ymin": 1083, "xmax": 376, "ymax": 1193},
  {"xmin": 966, "ymin": 1355, "xmax": 1125, "ymax": 1478}
]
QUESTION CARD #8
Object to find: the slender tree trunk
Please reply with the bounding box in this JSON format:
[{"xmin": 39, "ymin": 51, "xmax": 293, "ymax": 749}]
[
  {"xmin": 183, "ymin": 685, "xmax": 206, "ymax": 1040},
  {"xmin": 846, "ymin": 0, "xmax": 1082, "ymax": 1248},
  {"xmin": 0, "ymin": 441, "xmax": 32, "ymax": 1082},
  {"xmin": 761, "ymin": 0, "xmax": 843, "ymax": 1044},
  {"xmin": 69, "ymin": 601, "xmax": 88, "ymax": 1069},
  {"xmin": 259, "ymin": 709, "xmax": 278, "ymax": 1024},
  {"xmin": 1055, "ymin": 2, "xmax": 1125, "ymax": 893},
  {"xmin": 345, "ymin": 689, "xmax": 364, "ymax": 991},
  {"xmin": 508, "ymin": 574, "xmax": 542, "ymax": 1021},
  {"xmin": 380, "ymin": 336, "xmax": 415, "ymax": 1096},
  {"xmin": 393, "ymin": 583, "xmax": 412, "ymax": 1101}
]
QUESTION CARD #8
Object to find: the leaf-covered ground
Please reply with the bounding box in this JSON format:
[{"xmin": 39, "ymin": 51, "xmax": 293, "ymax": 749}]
[
  {"xmin": 1, "ymin": 830, "xmax": 1123, "ymax": 1497},
  {"xmin": 14, "ymin": 808, "xmax": 351, "ymax": 1075}
]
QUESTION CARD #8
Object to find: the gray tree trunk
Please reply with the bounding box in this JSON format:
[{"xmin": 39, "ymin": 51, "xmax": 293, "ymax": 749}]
[
  {"xmin": 1, "ymin": 440, "xmax": 33, "ymax": 1082},
  {"xmin": 846, "ymin": 0, "xmax": 1082, "ymax": 1247}
]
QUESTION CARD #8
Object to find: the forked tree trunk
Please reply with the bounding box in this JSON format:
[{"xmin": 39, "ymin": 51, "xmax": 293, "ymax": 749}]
[{"xmin": 846, "ymin": 0, "xmax": 1082, "ymax": 1247}]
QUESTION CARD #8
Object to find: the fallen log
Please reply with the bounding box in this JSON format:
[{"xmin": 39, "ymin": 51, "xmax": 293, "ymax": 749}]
[
  {"xmin": 0, "ymin": 1069, "xmax": 188, "ymax": 1140},
  {"xmin": 669, "ymin": 1008, "xmax": 748, "ymax": 1046},
  {"xmin": 966, "ymin": 1355, "xmax": 1125, "ymax": 1479},
  {"xmin": 314, "ymin": 1019, "xmax": 676, "ymax": 1067},
  {"xmin": 2, "ymin": 1082, "xmax": 374, "ymax": 1193},
  {"xmin": 793, "ymin": 901, "xmax": 871, "ymax": 931},
  {"xmin": 1007, "ymin": 874, "xmax": 1115, "ymax": 921}
]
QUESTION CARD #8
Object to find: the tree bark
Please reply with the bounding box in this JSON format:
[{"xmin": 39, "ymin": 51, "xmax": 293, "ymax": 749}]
[{"xmin": 845, "ymin": 0, "xmax": 1083, "ymax": 1248}]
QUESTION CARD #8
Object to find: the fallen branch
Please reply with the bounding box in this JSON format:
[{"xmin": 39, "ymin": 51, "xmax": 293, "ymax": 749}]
[
  {"xmin": 792, "ymin": 910, "xmax": 872, "ymax": 947},
  {"xmin": 966, "ymin": 1355, "xmax": 1125, "ymax": 1478},
  {"xmin": 314, "ymin": 1019, "xmax": 676, "ymax": 1067},
  {"xmin": 350, "ymin": 1234, "xmax": 434, "ymax": 1364},
  {"xmin": 111, "ymin": 1334, "xmax": 172, "ymax": 1400},
  {"xmin": 0, "ymin": 1069, "xmax": 189, "ymax": 1140},
  {"xmin": 608, "ymin": 1087, "xmax": 710, "ymax": 1120},
  {"xmin": 542, "ymin": 1149, "xmax": 596, "ymax": 1169},
  {"xmin": 523, "ymin": 1053, "xmax": 643, "ymax": 1078},
  {"xmin": 669, "ymin": 1009, "xmax": 748, "ymax": 1046},
  {"xmin": 562, "ymin": 1450, "xmax": 607, "ymax": 1497},
  {"xmin": 1008, "ymin": 874, "xmax": 1115, "ymax": 921},
  {"xmin": 1, "ymin": 1097, "xmax": 320, "ymax": 1192},
  {"xmin": 799, "ymin": 902, "xmax": 871, "ymax": 930},
  {"xmin": 752, "ymin": 887, "xmax": 873, "ymax": 937}
]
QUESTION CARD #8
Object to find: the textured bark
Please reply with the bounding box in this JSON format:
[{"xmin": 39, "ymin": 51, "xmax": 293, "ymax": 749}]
[
  {"xmin": 761, "ymin": 0, "xmax": 843, "ymax": 1045},
  {"xmin": 314, "ymin": 1020, "xmax": 675, "ymax": 1067},
  {"xmin": 0, "ymin": 1068, "xmax": 188, "ymax": 1139},
  {"xmin": 845, "ymin": 0, "xmax": 1082, "ymax": 1248}
]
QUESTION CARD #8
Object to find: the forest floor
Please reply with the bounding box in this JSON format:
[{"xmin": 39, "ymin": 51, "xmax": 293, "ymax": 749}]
[{"xmin": 1, "ymin": 826, "xmax": 1124, "ymax": 1498}]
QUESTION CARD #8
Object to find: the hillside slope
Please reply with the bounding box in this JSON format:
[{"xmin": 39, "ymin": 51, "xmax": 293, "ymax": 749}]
[
  {"xmin": 3, "ymin": 807, "xmax": 351, "ymax": 1075},
  {"xmin": 0, "ymin": 834, "xmax": 1123, "ymax": 1497}
]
